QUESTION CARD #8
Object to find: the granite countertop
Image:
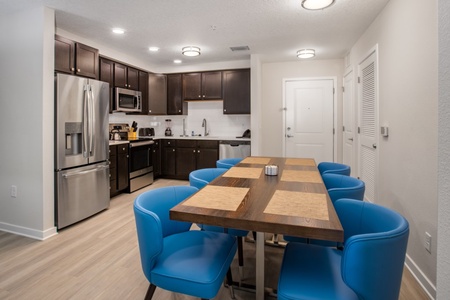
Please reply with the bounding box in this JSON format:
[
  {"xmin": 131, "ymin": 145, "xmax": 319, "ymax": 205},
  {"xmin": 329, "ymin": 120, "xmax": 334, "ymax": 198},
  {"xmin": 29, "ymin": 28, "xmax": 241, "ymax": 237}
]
[{"xmin": 109, "ymin": 136, "xmax": 251, "ymax": 145}]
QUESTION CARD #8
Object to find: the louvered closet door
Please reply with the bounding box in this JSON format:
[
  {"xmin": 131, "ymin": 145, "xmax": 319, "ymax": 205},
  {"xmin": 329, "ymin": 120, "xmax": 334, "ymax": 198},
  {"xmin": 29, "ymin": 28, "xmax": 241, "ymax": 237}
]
[{"xmin": 358, "ymin": 50, "xmax": 378, "ymax": 202}]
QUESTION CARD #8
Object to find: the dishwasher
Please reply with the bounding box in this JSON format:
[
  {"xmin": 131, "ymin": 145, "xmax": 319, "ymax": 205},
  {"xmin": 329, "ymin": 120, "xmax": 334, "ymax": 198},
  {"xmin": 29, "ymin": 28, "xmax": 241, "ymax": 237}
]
[{"xmin": 219, "ymin": 140, "xmax": 251, "ymax": 159}]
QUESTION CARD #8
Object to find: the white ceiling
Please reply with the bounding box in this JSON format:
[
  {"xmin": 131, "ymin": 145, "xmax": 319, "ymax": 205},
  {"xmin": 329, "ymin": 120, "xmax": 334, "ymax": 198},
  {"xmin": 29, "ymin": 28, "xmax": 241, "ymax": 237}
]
[{"xmin": 1, "ymin": 0, "xmax": 390, "ymax": 69}]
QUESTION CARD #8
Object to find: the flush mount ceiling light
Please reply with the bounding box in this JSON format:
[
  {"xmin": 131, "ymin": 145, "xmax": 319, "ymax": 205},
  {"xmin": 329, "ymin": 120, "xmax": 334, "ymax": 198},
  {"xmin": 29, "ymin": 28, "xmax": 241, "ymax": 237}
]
[
  {"xmin": 301, "ymin": 0, "xmax": 335, "ymax": 10},
  {"xmin": 182, "ymin": 46, "xmax": 201, "ymax": 57},
  {"xmin": 297, "ymin": 49, "xmax": 315, "ymax": 59},
  {"xmin": 173, "ymin": 59, "xmax": 182, "ymax": 64},
  {"xmin": 112, "ymin": 28, "xmax": 125, "ymax": 34},
  {"xmin": 148, "ymin": 47, "xmax": 159, "ymax": 52}
]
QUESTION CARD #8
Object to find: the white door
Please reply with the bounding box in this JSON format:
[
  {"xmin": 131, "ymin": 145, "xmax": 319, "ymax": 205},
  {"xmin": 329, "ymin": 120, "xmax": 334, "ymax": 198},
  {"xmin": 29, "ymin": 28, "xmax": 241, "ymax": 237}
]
[
  {"xmin": 284, "ymin": 79, "xmax": 334, "ymax": 162},
  {"xmin": 343, "ymin": 70, "xmax": 356, "ymax": 176},
  {"xmin": 358, "ymin": 49, "xmax": 378, "ymax": 203}
]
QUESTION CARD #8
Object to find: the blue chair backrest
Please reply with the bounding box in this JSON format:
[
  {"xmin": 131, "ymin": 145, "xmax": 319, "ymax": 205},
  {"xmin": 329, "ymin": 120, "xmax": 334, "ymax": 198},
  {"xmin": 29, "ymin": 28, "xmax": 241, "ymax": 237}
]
[
  {"xmin": 134, "ymin": 186, "xmax": 198, "ymax": 279},
  {"xmin": 322, "ymin": 173, "xmax": 365, "ymax": 204},
  {"xmin": 335, "ymin": 199, "xmax": 409, "ymax": 300},
  {"xmin": 216, "ymin": 158, "xmax": 243, "ymax": 169},
  {"xmin": 189, "ymin": 168, "xmax": 228, "ymax": 189},
  {"xmin": 318, "ymin": 162, "xmax": 351, "ymax": 176}
]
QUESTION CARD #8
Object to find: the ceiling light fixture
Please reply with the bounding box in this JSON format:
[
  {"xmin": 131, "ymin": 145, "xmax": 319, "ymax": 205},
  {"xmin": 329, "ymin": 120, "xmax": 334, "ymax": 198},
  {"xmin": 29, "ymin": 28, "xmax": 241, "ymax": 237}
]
[
  {"xmin": 301, "ymin": 0, "xmax": 335, "ymax": 10},
  {"xmin": 182, "ymin": 46, "xmax": 201, "ymax": 57},
  {"xmin": 173, "ymin": 59, "xmax": 182, "ymax": 64},
  {"xmin": 149, "ymin": 47, "xmax": 159, "ymax": 52},
  {"xmin": 297, "ymin": 49, "xmax": 315, "ymax": 59},
  {"xmin": 112, "ymin": 28, "xmax": 125, "ymax": 34}
]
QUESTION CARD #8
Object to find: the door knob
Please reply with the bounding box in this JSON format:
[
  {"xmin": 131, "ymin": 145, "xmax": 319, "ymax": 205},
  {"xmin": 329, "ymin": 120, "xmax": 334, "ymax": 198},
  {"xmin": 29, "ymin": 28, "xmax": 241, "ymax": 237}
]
[
  {"xmin": 349, "ymin": 138, "xmax": 353, "ymax": 141},
  {"xmin": 372, "ymin": 143, "xmax": 377, "ymax": 149},
  {"xmin": 286, "ymin": 134, "xmax": 293, "ymax": 138}
]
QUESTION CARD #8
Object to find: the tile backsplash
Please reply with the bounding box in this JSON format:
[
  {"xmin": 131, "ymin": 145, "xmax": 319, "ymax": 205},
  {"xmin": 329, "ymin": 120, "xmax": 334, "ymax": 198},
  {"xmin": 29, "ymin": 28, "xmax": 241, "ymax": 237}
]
[{"xmin": 109, "ymin": 101, "xmax": 250, "ymax": 137}]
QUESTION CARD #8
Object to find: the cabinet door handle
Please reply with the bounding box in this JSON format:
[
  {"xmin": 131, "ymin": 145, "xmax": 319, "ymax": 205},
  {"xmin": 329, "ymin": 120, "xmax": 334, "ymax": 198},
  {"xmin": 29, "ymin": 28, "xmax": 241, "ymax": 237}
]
[
  {"xmin": 198, "ymin": 150, "xmax": 200, "ymax": 153},
  {"xmin": 173, "ymin": 149, "xmax": 175, "ymax": 152},
  {"xmin": 77, "ymin": 69, "xmax": 81, "ymax": 72},
  {"xmin": 71, "ymin": 67, "xmax": 75, "ymax": 71},
  {"xmin": 193, "ymin": 150, "xmax": 196, "ymax": 153}
]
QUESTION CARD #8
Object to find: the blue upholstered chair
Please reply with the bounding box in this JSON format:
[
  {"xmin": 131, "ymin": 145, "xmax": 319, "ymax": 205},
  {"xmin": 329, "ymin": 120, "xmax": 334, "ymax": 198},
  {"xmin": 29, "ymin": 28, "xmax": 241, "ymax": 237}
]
[
  {"xmin": 134, "ymin": 186, "xmax": 238, "ymax": 299},
  {"xmin": 189, "ymin": 168, "xmax": 228, "ymax": 189},
  {"xmin": 216, "ymin": 158, "xmax": 243, "ymax": 169},
  {"xmin": 318, "ymin": 162, "xmax": 351, "ymax": 176},
  {"xmin": 189, "ymin": 167, "xmax": 249, "ymax": 281},
  {"xmin": 278, "ymin": 199, "xmax": 409, "ymax": 300},
  {"xmin": 322, "ymin": 173, "xmax": 365, "ymax": 204}
]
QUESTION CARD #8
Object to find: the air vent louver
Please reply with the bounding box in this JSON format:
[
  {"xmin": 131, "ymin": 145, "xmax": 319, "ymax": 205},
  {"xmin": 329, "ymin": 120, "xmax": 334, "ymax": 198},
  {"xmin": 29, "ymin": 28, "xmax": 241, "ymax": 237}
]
[{"xmin": 230, "ymin": 46, "xmax": 250, "ymax": 52}]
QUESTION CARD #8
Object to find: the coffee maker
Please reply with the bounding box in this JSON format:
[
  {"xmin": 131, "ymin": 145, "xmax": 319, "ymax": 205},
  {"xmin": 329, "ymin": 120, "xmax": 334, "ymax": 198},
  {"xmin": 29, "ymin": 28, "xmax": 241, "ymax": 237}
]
[{"xmin": 165, "ymin": 119, "xmax": 172, "ymax": 136}]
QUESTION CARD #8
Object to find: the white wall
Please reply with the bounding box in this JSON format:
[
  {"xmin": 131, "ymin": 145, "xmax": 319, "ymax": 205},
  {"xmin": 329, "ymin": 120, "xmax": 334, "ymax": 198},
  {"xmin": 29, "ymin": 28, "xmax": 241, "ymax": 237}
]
[
  {"xmin": 437, "ymin": 1, "xmax": 450, "ymax": 299},
  {"xmin": 0, "ymin": 7, "xmax": 56, "ymax": 239},
  {"xmin": 258, "ymin": 59, "xmax": 344, "ymax": 157},
  {"xmin": 348, "ymin": 0, "xmax": 437, "ymax": 296}
]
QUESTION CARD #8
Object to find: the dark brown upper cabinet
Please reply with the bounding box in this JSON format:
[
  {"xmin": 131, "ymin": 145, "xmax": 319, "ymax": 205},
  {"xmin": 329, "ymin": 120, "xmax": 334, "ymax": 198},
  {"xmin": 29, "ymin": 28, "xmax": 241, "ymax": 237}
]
[
  {"xmin": 99, "ymin": 57, "xmax": 115, "ymax": 113},
  {"xmin": 137, "ymin": 71, "xmax": 149, "ymax": 115},
  {"xmin": 114, "ymin": 63, "xmax": 139, "ymax": 91},
  {"xmin": 148, "ymin": 73, "xmax": 167, "ymax": 115},
  {"xmin": 55, "ymin": 35, "xmax": 99, "ymax": 79},
  {"xmin": 182, "ymin": 71, "xmax": 222, "ymax": 100},
  {"xmin": 223, "ymin": 69, "xmax": 251, "ymax": 114},
  {"xmin": 167, "ymin": 74, "xmax": 187, "ymax": 115}
]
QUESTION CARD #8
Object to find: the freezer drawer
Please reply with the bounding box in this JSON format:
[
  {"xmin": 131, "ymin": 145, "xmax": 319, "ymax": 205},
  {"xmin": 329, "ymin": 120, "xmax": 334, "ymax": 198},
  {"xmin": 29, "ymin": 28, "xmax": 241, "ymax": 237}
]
[{"xmin": 56, "ymin": 162, "xmax": 110, "ymax": 229}]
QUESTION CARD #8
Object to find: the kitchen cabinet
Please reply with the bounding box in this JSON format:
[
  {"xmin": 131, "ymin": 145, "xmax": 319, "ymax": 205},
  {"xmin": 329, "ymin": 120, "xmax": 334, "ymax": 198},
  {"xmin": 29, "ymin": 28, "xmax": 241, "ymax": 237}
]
[
  {"xmin": 134, "ymin": 70, "xmax": 149, "ymax": 115},
  {"xmin": 152, "ymin": 140, "xmax": 161, "ymax": 178},
  {"xmin": 99, "ymin": 57, "xmax": 115, "ymax": 113},
  {"xmin": 167, "ymin": 74, "xmax": 187, "ymax": 115},
  {"xmin": 148, "ymin": 73, "xmax": 167, "ymax": 115},
  {"xmin": 117, "ymin": 144, "xmax": 129, "ymax": 191},
  {"xmin": 183, "ymin": 71, "xmax": 223, "ymax": 100},
  {"xmin": 175, "ymin": 139, "xmax": 219, "ymax": 180},
  {"xmin": 55, "ymin": 35, "xmax": 99, "ymax": 79},
  {"xmin": 109, "ymin": 146, "xmax": 118, "ymax": 197},
  {"xmin": 161, "ymin": 139, "xmax": 177, "ymax": 176},
  {"xmin": 223, "ymin": 69, "xmax": 251, "ymax": 114},
  {"xmin": 114, "ymin": 63, "xmax": 139, "ymax": 90}
]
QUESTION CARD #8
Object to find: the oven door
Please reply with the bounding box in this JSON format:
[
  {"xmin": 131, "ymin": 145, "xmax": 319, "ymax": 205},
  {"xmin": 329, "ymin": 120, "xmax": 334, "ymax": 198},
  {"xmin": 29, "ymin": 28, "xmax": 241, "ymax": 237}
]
[{"xmin": 129, "ymin": 140, "xmax": 154, "ymax": 177}]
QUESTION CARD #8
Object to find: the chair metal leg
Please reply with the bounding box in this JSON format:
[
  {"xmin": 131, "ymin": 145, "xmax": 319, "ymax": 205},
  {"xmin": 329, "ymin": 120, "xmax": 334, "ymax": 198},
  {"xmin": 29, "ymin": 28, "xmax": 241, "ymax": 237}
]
[
  {"xmin": 226, "ymin": 268, "xmax": 236, "ymax": 299},
  {"xmin": 144, "ymin": 283, "xmax": 156, "ymax": 300},
  {"xmin": 237, "ymin": 236, "xmax": 244, "ymax": 283}
]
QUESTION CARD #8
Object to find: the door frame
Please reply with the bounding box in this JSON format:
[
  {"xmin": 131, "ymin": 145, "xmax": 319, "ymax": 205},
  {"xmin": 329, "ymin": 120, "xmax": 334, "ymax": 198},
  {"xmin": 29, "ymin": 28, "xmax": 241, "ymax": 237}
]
[{"xmin": 282, "ymin": 77, "xmax": 338, "ymax": 162}]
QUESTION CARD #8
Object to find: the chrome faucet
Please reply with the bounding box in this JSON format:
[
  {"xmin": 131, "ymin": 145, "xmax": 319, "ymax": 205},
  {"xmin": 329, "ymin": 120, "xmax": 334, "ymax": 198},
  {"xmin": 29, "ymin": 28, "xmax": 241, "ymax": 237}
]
[{"xmin": 202, "ymin": 118, "xmax": 208, "ymax": 136}]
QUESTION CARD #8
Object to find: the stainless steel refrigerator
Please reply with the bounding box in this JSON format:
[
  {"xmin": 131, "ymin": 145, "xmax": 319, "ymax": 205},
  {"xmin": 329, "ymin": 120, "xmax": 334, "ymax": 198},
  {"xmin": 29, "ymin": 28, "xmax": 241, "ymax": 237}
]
[{"xmin": 55, "ymin": 73, "xmax": 110, "ymax": 229}]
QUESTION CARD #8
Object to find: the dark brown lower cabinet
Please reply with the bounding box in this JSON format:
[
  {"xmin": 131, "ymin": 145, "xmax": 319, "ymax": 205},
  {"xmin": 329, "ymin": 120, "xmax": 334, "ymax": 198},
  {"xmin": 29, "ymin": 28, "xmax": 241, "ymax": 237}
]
[
  {"xmin": 152, "ymin": 140, "xmax": 161, "ymax": 178},
  {"xmin": 160, "ymin": 139, "xmax": 218, "ymax": 180},
  {"xmin": 109, "ymin": 144, "xmax": 129, "ymax": 197}
]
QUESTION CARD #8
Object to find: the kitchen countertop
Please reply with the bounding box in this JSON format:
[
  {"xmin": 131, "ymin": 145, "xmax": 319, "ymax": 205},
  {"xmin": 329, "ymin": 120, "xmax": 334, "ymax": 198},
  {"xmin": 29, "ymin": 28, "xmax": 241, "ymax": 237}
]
[{"xmin": 109, "ymin": 136, "xmax": 250, "ymax": 146}]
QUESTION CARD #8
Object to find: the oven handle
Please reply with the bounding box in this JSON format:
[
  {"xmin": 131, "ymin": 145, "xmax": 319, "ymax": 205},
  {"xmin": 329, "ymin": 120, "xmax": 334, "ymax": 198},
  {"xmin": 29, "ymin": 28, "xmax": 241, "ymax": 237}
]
[{"xmin": 129, "ymin": 140, "xmax": 155, "ymax": 147}]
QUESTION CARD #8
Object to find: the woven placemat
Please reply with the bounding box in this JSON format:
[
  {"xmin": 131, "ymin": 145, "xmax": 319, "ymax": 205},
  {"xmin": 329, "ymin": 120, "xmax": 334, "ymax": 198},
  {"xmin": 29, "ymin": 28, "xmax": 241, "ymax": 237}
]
[
  {"xmin": 264, "ymin": 190, "xmax": 329, "ymax": 220},
  {"xmin": 241, "ymin": 157, "xmax": 272, "ymax": 164},
  {"xmin": 280, "ymin": 170, "xmax": 322, "ymax": 183},
  {"xmin": 182, "ymin": 185, "xmax": 249, "ymax": 211},
  {"xmin": 223, "ymin": 167, "xmax": 263, "ymax": 179},
  {"xmin": 285, "ymin": 158, "xmax": 316, "ymax": 166}
]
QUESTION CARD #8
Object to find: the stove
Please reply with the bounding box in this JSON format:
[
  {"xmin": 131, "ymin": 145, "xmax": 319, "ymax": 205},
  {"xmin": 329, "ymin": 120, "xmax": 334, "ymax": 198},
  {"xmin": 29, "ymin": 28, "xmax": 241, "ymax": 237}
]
[{"xmin": 109, "ymin": 123, "xmax": 154, "ymax": 192}]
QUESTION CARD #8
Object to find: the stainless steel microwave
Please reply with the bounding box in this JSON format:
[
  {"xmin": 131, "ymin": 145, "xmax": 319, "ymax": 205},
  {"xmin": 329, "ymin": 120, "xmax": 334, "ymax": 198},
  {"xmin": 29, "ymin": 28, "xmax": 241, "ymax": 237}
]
[{"xmin": 114, "ymin": 87, "xmax": 142, "ymax": 113}]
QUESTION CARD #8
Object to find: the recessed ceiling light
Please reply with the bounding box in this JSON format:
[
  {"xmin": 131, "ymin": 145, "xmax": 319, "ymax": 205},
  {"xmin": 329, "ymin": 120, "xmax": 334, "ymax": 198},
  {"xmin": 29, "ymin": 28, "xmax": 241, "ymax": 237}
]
[
  {"xmin": 301, "ymin": 0, "xmax": 335, "ymax": 10},
  {"xmin": 173, "ymin": 59, "xmax": 182, "ymax": 64},
  {"xmin": 149, "ymin": 47, "xmax": 159, "ymax": 52},
  {"xmin": 182, "ymin": 46, "xmax": 201, "ymax": 57},
  {"xmin": 297, "ymin": 49, "xmax": 315, "ymax": 59},
  {"xmin": 112, "ymin": 28, "xmax": 125, "ymax": 34}
]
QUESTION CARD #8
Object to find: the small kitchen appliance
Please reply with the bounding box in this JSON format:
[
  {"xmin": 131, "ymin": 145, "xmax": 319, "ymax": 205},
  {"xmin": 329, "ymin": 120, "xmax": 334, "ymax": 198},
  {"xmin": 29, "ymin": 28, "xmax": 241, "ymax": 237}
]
[{"xmin": 165, "ymin": 119, "xmax": 172, "ymax": 136}]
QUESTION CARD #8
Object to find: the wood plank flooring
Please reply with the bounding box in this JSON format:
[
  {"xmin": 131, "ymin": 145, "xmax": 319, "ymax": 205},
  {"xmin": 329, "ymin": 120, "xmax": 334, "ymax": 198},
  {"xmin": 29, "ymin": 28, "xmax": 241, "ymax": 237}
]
[{"xmin": 0, "ymin": 179, "xmax": 430, "ymax": 299}]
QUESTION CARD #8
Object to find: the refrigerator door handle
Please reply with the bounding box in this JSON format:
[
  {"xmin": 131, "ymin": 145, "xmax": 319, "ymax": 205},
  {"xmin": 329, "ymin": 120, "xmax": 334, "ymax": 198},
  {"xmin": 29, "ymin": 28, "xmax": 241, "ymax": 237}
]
[
  {"xmin": 62, "ymin": 164, "xmax": 109, "ymax": 178},
  {"xmin": 83, "ymin": 85, "xmax": 89, "ymax": 157},
  {"xmin": 88, "ymin": 85, "xmax": 95, "ymax": 156}
]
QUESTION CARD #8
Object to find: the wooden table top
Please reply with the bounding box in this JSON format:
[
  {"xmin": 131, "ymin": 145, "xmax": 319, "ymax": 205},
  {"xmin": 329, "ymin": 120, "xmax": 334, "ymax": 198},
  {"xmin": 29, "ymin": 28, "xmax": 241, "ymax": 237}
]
[{"xmin": 170, "ymin": 157, "xmax": 343, "ymax": 242}]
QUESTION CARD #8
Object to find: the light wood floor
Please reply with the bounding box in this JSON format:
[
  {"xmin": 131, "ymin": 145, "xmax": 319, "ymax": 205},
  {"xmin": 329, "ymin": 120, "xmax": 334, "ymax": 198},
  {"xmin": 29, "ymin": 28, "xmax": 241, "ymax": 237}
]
[{"xmin": 0, "ymin": 179, "xmax": 430, "ymax": 300}]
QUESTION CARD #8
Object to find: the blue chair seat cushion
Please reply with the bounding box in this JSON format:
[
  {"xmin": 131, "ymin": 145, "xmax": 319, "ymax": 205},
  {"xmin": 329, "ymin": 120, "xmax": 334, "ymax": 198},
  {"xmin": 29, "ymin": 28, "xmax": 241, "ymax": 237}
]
[
  {"xmin": 150, "ymin": 230, "xmax": 237, "ymax": 299},
  {"xmin": 278, "ymin": 242, "xmax": 358, "ymax": 300}
]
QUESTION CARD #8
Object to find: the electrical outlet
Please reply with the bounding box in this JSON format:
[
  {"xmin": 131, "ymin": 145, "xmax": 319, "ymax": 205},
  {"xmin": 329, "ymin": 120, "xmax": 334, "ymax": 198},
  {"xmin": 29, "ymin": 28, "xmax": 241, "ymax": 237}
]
[
  {"xmin": 11, "ymin": 185, "xmax": 17, "ymax": 198},
  {"xmin": 425, "ymin": 232, "xmax": 432, "ymax": 253}
]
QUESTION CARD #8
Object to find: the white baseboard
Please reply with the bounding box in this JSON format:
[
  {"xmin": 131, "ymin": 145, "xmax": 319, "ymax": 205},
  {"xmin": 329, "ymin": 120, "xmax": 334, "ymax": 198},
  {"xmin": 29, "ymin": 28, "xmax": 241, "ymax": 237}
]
[
  {"xmin": 405, "ymin": 253, "xmax": 436, "ymax": 299},
  {"xmin": 0, "ymin": 222, "xmax": 58, "ymax": 240}
]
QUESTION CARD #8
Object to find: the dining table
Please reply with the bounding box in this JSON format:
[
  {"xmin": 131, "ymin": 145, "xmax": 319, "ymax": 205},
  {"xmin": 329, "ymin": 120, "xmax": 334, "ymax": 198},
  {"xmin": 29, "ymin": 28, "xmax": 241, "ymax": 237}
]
[{"xmin": 170, "ymin": 156, "xmax": 344, "ymax": 299}]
